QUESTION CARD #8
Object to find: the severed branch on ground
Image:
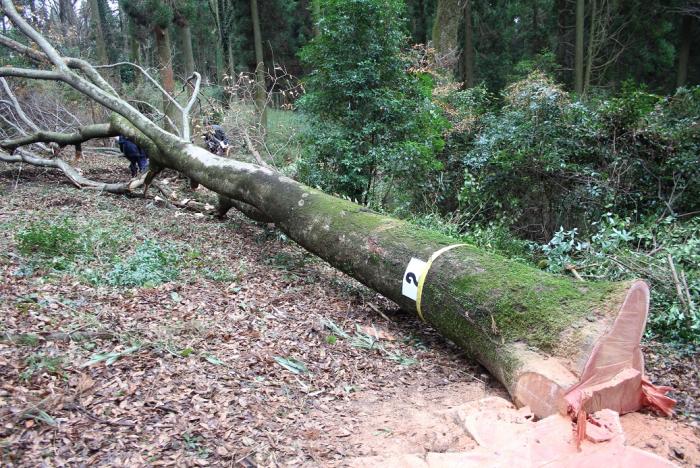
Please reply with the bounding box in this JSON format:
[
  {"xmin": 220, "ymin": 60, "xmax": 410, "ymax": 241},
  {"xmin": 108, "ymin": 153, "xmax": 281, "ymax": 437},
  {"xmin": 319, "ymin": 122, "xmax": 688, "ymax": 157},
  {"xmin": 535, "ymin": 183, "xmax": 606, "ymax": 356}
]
[
  {"xmin": 0, "ymin": 331, "xmax": 115, "ymax": 343},
  {"xmin": 0, "ymin": 148, "xmax": 145, "ymax": 193},
  {"xmin": 0, "ymin": 147, "xmax": 227, "ymax": 218},
  {"xmin": 242, "ymin": 127, "xmax": 272, "ymax": 169}
]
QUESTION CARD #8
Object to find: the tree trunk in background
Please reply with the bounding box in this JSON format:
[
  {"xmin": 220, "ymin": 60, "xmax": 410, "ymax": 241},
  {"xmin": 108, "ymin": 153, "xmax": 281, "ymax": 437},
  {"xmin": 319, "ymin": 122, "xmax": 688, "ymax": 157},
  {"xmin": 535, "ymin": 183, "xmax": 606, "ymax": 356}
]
[
  {"xmin": 224, "ymin": 0, "xmax": 236, "ymax": 79},
  {"xmin": 58, "ymin": 0, "xmax": 76, "ymax": 23},
  {"xmin": 128, "ymin": 16, "xmax": 141, "ymax": 85},
  {"xmin": 432, "ymin": 0, "xmax": 461, "ymax": 72},
  {"xmin": 583, "ymin": 0, "xmax": 596, "ymax": 93},
  {"xmin": 58, "ymin": 0, "xmax": 76, "ymax": 46},
  {"xmin": 119, "ymin": 2, "xmax": 128, "ymax": 60},
  {"xmin": 575, "ymin": 0, "xmax": 584, "ymax": 94},
  {"xmin": 416, "ymin": 0, "xmax": 427, "ymax": 44},
  {"xmin": 154, "ymin": 25, "xmax": 181, "ymax": 134},
  {"xmin": 677, "ymin": 15, "xmax": 692, "ymax": 88},
  {"xmin": 227, "ymin": 33, "xmax": 235, "ymax": 78},
  {"xmin": 213, "ymin": 0, "xmax": 225, "ymax": 83},
  {"xmin": 173, "ymin": 15, "xmax": 194, "ymax": 140},
  {"xmin": 555, "ymin": 0, "xmax": 570, "ymax": 84},
  {"xmin": 312, "ymin": 0, "xmax": 320, "ymax": 36},
  {"xmin": 175, "ymin": 17, "xmax": 196, "ymax": 77},
  {"xmin": 251, "ymin": 0, "xmax": 267, "ymax": 128},
  {"xmin": 462, "ymin": 0, "xmax": 474, "ymax": 88},
  {"xmin": 88, "ymin": 0, "xmax": 108, "ymax": 66}
]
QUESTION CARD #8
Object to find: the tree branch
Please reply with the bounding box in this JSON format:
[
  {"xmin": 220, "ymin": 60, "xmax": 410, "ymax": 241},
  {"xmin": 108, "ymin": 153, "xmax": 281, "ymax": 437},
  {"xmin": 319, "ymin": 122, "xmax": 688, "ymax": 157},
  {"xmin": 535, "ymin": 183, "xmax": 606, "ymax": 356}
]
[
  {"xmin": 242, "ymin": 128, "xmax": 272, "ymax": 169},
  {"xmin": 95, "ymin": 61, "xmax": 182, "ymax": 113},
  {"xmin": 0, "ymin": 33, "xmax": 48, "ymax": 63},
  {"xmin": 0, "ymin": 123, "xmax": 115, "ymax": 154},
  {"xmin": 0, "ymin": 148, "xmax": 144, "ymax": 193},
  {"xmin": 0, "ymin": 33, "xmax": 117, "ymax": 95},
  {"xmin": 0, "ymin": 67, "xmax": 63, "ymax": 81},
  {"xmin": 1, "ymin": 0, "xmax": 179, "ymax": 150}
]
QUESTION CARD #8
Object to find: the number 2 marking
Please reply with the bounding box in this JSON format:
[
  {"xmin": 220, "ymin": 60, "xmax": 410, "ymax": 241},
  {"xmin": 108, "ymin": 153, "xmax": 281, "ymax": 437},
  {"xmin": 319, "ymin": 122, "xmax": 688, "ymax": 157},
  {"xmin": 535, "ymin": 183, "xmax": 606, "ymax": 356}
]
[
  {"xmin": 402, "ymin": 257, "xmax": 427, "ymax": 301},
  {"xmin": 405, "ymin": 272, "xmax": 418, "ymax": 286}
]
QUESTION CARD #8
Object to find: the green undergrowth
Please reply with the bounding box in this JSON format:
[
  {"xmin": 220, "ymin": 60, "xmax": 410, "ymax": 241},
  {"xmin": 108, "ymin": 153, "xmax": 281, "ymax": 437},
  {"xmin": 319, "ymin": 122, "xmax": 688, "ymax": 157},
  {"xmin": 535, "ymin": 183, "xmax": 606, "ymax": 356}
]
[
  {"xmin": 11, "ymin": 213, "xmax": 252, "ymax": 290},
  {"xmin": 12, "ymin": 217, "xmax": 182, "ymax": 288},
  {"xmin": 102, "ymin": 240, "xmax": 181, "ymax": 287},
  {"xmin": 20, "ymin": 352, "xmax": 65, "ymax": 382}
]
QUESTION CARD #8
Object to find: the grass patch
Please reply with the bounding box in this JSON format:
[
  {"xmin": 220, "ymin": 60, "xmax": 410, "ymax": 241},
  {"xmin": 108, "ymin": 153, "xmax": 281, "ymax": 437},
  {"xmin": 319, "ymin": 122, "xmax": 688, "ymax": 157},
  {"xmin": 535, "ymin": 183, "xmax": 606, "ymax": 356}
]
[
  {"xmin": 10, "ymin": 334, "xmax": 41, "ymax": 347},
  {"xmin": 265, "ymin": 109, "xmax": 307, "ymax": 168},
  {"xmin": 15, "ymin": 216, "xmax": 132, "ymax": 275}
]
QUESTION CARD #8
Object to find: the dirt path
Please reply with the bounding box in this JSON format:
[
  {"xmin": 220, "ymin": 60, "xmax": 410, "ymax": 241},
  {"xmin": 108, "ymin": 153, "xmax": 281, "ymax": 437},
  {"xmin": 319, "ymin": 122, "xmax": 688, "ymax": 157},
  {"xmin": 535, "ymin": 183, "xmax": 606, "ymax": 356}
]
[{"xmin": 0, "ymin": 155, "xmax": 697, "ymax": 466}]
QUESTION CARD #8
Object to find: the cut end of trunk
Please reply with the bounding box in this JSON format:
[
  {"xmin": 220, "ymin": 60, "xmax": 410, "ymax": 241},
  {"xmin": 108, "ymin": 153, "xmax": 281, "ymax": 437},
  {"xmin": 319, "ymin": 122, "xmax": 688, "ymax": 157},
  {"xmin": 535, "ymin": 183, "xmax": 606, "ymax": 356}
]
[{"xmin": 513, "ymin": 281, "xmax": 676, "ymax": 420}]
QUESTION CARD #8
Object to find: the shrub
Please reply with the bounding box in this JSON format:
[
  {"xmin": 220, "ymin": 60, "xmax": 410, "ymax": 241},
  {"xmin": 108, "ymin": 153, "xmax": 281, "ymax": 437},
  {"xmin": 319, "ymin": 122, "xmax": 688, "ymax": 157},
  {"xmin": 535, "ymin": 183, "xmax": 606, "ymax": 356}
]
[
  {"xmin": 539, "ymin": 215, "xmax": 699, "ymax": 343},
  {"xmin": 441, "ymin": 73, "xmax": 700, "ymax": 241},
  {"xmin": 297, "ymin": 0, "xmax": 446, "ymax": 207}
]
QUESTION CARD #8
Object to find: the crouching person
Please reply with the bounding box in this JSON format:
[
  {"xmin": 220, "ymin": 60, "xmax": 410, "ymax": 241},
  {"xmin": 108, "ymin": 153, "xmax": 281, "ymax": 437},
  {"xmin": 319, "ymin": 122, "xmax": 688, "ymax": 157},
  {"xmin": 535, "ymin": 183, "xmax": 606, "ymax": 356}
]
[
  {"xmin": 116, "ymin": 135, "xmax": 149, "ymax": 177},
  {"xmin": 204, "ymin": 124, "xmax": 230, "ymax": 156}
]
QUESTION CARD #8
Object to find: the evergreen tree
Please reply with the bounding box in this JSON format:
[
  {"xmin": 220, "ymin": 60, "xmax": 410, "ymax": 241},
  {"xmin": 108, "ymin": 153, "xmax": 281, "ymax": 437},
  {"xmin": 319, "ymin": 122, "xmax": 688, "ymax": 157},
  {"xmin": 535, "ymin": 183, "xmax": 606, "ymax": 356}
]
[{"xmin": 298, "ymin": 0, "xmax": 445, "ymax": 206}]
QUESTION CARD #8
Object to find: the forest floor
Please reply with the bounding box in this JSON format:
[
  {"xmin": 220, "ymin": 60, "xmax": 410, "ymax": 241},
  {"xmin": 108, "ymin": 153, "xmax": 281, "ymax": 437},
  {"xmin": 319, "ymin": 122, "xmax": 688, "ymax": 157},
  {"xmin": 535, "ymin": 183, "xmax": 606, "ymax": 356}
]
[{"xmin": 0, "ymin": 154, "xmax": 698, "ymax": 466}]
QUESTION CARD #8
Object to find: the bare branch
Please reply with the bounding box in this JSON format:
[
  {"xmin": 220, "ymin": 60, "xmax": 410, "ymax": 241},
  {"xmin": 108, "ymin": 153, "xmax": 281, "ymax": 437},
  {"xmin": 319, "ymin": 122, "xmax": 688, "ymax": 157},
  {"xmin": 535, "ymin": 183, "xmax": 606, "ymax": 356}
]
[
  {"xmin": 0, "ymin": 33, "xmax": 117, "ymax": 95},
  {"xmin": 0, "ymin": 66, "xmax": 63, "ymax": 81},
  {"xmin": 95, "ymin": 61, "xmax": 181, "ymax": 111},
  {"xmin": 0, "ymin": 123, "xmax": 114, "ymax": 154},
  {"xmin": 94, "ymin": 63, "xmax": 202, "ymax": 140},
  {"xmin": 242, "ymin": 128, "xmax": 272, "ymax": 169},
  {"xmin": 127, "ymin": 99, "xmax": 179, "ymax": 132},
  {"xmin": 0, "ymin": 148, "xmax": 144, "ymax": 193},
  {"xmin": 1, "ymin": 77, "xmax": 40, "ymax": 131},
  {"xmin": 181, "ymin": 72, "xmax": 202, "ymax": 141}
]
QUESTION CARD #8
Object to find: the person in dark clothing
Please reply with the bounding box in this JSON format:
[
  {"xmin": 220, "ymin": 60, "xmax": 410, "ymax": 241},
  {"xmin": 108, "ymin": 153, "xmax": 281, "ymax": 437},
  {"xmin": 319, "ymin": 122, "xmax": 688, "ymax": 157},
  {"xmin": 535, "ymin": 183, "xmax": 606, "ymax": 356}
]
[
  {"xmin": 117, "ymin": 135, "xmax": 149, "ymax": 177},
  {"xmin": 204, "ymin": 124, "xmax": 230, "ymax": 156}
]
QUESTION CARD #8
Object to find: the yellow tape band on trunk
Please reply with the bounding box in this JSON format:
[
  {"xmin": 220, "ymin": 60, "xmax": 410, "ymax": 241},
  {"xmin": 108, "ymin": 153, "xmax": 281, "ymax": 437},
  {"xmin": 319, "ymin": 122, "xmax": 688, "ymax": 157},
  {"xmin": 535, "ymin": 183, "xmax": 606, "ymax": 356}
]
[{"xmin": 416, "ymin": 244, "xmax": 467, "ymax": 322}]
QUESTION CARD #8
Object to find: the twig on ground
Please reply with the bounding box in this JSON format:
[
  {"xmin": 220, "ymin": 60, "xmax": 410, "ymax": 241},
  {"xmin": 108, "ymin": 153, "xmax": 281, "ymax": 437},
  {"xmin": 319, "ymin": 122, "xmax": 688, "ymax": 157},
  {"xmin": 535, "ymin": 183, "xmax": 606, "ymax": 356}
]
[
  {"xmin": 565, "ymin": 264, "xmax": 585, "ymax": 282},
  {"xmin": 667, "ymin": 254, "xmax": 688, "ymax": 310}
]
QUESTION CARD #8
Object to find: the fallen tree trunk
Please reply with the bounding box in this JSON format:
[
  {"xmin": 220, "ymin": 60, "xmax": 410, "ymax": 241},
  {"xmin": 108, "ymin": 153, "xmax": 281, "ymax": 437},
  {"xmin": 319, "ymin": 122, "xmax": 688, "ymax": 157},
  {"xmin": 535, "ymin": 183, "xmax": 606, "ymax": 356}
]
[
  {"xmin": 114, "ymin": 115, "xmax": 674, "ymax": 418},
  {"xmin": 0, "ymin": 0, "xmax": 673, "ymax": 420}
]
